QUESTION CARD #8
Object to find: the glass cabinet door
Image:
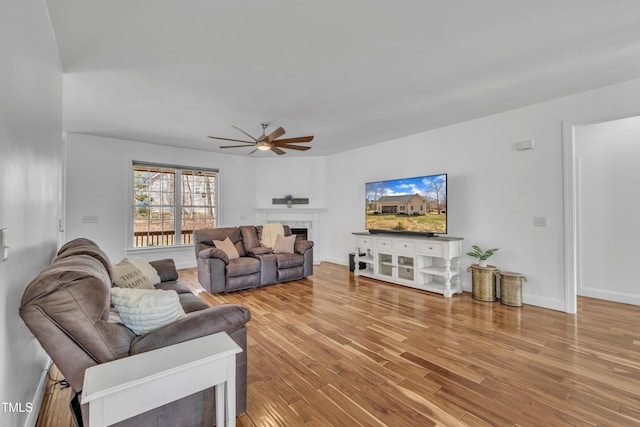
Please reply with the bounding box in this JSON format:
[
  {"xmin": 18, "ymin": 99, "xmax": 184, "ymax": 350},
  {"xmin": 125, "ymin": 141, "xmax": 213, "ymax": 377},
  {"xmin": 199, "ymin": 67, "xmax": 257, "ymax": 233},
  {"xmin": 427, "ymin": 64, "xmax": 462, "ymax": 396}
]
[
  {"xmin": 378, "ymin": 253, "xmax": 393, "ymax": 278},
  {"xmin": 397, "ymin": 255, "xmax": 415, "ymax": 281}
]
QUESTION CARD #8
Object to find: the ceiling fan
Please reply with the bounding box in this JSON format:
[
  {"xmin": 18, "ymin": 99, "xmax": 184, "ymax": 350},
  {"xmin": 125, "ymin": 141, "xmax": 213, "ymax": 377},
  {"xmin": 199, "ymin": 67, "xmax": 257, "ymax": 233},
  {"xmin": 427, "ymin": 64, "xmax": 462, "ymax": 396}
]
[{"xmin": 208, "ymin": 123, "xmax": 314, "ymax": 155}]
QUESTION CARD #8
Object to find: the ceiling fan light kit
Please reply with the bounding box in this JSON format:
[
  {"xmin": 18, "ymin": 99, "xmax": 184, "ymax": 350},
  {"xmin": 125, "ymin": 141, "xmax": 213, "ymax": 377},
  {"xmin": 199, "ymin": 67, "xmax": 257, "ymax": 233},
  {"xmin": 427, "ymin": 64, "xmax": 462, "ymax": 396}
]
[{"xmin": 208, "ymin": 123, "xmax": 314, "ymax": 155}]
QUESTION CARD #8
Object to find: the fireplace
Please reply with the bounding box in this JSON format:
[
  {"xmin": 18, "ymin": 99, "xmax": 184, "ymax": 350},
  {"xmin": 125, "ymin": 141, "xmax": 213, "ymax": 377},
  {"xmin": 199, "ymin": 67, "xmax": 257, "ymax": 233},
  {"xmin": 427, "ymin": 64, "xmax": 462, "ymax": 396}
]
[
  {"xmin": 290, "ymin": 227, "xmax": 308, "ymax": 241},
  {"xmin": 255, "ymin": 208, "xmax": 325, "ymax": 265}
]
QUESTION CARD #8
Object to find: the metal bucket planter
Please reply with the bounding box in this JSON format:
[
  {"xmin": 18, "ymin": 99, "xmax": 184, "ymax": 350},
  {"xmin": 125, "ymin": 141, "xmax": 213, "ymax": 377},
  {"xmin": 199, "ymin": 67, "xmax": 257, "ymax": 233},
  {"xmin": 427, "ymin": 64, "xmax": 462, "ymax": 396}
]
[
  {"xmin": 467, "ymin": 264, "xmax": 499, "ymax": 302},
  {"xmin": 497, "ymin": 271, "xmax": 527, "ymax": 307}
]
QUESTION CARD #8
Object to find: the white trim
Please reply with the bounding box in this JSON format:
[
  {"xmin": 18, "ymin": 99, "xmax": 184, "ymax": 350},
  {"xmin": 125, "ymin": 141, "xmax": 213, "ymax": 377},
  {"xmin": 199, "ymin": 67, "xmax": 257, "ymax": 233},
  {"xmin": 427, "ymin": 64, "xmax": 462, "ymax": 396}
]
[
  {"xmin": 562, "ymin": 112, "xmax": 640, "ymax": 314},
  {"xmin": 562, "ymin": 121, "xmax": 578, "ymax": 314},
  {"xmin": 23, "ymin": 359, "xmax": 52, "ymax": 427},
  {"xmin": 579, "ymin": 288, "xmax": 640, "ymax": 306}
]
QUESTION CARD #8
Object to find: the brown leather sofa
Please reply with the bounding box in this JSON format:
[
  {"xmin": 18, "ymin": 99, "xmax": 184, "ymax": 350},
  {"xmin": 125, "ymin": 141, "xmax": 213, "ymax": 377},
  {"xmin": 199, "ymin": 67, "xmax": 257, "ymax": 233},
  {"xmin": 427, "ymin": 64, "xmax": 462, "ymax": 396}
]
[
  {"xmin": 194, "ymin": 225, "xmax": 314, "ymax": 294},
  {"xmin": 20, "ymin": 238, "xmax": 251, "ymax": 427}
]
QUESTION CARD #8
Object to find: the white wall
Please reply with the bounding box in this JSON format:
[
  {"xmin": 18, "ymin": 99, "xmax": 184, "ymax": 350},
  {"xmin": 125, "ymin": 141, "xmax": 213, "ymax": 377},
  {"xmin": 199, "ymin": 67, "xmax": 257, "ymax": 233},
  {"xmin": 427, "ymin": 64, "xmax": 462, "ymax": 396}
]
[
  {"xmin": 254, "ymin": 156, "xmax": 326, "ymax": 209},
  {"xmin": 323, "ymin": 78, "xmax": 640, "ymax": 311},
  {"xmin": 0, "ymin": 1, "xmax": 64, "ymax": 426},
  {"xmin": 65, "ymin": 134, "xmax": 256, "ymax": 268},
  {"xmin": 575, "ymin": 116, "xmax": 640, "ymax": 305}
]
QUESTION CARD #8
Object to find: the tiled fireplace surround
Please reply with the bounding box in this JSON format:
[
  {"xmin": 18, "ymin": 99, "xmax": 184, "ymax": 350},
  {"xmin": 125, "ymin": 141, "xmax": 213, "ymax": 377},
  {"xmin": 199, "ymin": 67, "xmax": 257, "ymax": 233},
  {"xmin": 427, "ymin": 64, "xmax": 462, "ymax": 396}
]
[{"xmin": 255, "ymin": 208, "xmax": 324, "ymax": 265}]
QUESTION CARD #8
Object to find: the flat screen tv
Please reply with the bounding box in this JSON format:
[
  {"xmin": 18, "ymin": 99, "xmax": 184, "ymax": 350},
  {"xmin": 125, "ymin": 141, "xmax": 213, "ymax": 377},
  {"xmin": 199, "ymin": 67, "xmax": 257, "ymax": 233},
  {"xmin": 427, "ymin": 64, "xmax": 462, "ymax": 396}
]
[{"xmin": 365, "ymin": 173, "xmax": 447, "ymax": 237}]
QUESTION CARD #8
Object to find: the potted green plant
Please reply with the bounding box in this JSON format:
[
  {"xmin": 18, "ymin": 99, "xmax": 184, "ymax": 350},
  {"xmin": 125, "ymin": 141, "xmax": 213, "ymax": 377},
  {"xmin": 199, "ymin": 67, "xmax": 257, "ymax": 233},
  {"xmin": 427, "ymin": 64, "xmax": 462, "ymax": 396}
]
[{"xmin": 467, "ymin": 245, "xmax": 499, "ymax": 268}]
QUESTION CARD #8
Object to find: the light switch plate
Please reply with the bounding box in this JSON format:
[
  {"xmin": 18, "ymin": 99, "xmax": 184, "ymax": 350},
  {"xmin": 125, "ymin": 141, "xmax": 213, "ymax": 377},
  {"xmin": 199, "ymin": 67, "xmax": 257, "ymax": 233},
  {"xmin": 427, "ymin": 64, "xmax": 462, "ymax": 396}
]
[
  {"xmin": 82, "ymin": 216, "xmax": 99, "ymax": 224},
  {"xmin": 516, "ymin": 139, "xmax": 535, "ymax": 150},
  {"xmin": 534, "ymin": 216, "xmax": 547, "ymax": 227},
  {"xmin": 1, "ymin": 228, "xmax": 8, "ymax": 261}
]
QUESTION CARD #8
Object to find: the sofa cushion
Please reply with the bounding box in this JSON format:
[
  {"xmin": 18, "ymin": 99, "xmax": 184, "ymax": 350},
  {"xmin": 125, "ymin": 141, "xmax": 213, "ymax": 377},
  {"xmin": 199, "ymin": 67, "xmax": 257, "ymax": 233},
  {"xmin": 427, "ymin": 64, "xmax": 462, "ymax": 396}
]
[
  {"xmin": 178, "ymin": 293, "xmax": 210, "ymax": 313},
  {"xmin": 112, "ymin": 258, "xmax": 155, "ymax": 290},
  {"xmin": 275, "ymin": 253, "xmax": 305, "ymax": 269},
  {"xmin": 149, "ymin": 258, "xmax": 179, "ymax": 282},
  {"xmin": 155, "ymin": 280, "xmax": 193, "ymax": 294},
  {"xmin": 111, "ymin": 287, "xmax": 186, "ymax": 335},
  {"xmin": 213, "ymin": 237, "xmax": 240, "ymax": 259},
  {"xmin": 226, "ymin": 257, "xmax": 261, "ymax": 278},
  {"xmin": 246, "ymin": 246, "xmax": 272, "ymax": 256},
  {"xmin": 273, "ymin": 234, "xmax": 296, "ymax": 254},
  {"xmin": 239, "ymin": 226, "xmax": 260, "ymax": 250},
  {"xmin": 154, "ymin": 281, "xmax": 209, "ymax": 312}
]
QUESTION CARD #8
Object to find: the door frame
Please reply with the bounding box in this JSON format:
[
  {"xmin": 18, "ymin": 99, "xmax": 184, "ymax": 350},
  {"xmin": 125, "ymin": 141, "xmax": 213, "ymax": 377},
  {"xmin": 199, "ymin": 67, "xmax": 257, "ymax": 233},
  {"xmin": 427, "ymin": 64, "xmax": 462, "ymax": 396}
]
[{"xmin": 562, "ymin": 113, "xmax": 640, "ymax": 314}]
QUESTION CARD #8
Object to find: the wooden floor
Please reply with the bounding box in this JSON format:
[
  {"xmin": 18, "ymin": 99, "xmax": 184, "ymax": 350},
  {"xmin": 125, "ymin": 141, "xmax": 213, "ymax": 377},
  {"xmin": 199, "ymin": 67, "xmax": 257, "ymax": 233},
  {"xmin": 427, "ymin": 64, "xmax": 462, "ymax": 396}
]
[{"xmin": 38, "ymin": 262, "xmax": 640, "ymax": 426}]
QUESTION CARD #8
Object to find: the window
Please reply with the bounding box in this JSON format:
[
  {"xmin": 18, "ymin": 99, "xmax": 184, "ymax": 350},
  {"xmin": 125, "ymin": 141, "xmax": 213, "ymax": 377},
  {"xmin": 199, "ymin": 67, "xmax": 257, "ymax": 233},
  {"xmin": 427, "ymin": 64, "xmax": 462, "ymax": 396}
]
[{"xmin": 132, "ymin": 162, "xmax": 218, "ymax": 248}]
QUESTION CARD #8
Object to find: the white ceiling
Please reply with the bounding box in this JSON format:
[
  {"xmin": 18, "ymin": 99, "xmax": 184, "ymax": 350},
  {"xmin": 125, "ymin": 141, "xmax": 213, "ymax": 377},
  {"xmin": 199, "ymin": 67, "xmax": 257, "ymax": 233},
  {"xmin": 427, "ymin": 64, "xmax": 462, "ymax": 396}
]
[{"xmin": 46, "ymin": 0, "xmax": 640, "ymax": 156}]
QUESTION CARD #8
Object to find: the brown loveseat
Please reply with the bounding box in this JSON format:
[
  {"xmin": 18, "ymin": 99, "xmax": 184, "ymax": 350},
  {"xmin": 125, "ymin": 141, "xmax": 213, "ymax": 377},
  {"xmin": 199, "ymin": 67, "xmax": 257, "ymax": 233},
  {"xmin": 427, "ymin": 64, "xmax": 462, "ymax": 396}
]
[
  {"xmin": 194, "ymin": 225, "xmax": 314, "ymax": 294},
  {"xmin": 19, "ymin": 238, "xmax": 251, "ymax": 427}
]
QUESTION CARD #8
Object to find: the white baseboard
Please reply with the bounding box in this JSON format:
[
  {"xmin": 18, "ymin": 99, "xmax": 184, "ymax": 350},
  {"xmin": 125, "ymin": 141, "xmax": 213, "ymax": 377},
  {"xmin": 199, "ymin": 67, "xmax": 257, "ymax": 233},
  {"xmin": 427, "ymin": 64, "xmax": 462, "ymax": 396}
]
[
  {"xmin": 320, "ymin": 256, "xmax": 347, "ymax": 266},
  {"xmin": 175, "ymin": 260, "xmax": 197, "ymax": 270},
  {"xmin": 24, "ymin": 359, "xmax": 52, "ymax": 427},
  {"xmin": 520, "ymin": 294, "xmax": 565, "ymax": 312},
  {"xmin": 579, "ymin": 287, "xmax": 640, "ymax": 306}
]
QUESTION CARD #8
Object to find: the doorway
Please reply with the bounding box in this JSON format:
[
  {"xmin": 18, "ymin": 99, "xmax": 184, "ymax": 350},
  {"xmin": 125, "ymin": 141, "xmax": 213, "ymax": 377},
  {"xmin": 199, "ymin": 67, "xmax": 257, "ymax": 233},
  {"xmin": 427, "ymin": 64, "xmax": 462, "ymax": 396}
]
[{"xmin": 563, "ymin": 115, "xmax": 640, "ymax": 313}]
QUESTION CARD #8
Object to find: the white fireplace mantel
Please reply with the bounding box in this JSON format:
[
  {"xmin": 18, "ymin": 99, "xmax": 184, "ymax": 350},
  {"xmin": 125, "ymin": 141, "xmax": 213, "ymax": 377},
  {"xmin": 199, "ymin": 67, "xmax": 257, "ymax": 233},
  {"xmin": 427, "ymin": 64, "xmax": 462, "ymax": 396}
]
[{"xmin": 255, "ymin": 208, "xmax": 326, "ymax": 264}]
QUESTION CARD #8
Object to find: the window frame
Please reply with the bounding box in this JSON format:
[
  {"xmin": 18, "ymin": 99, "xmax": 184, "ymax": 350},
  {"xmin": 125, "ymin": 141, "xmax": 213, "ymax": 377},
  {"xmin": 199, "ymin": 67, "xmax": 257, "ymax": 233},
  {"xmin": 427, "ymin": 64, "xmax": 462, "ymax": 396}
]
[{"xmin": 128, "ymin": 161, "xmax": 219, "ymax": 251}]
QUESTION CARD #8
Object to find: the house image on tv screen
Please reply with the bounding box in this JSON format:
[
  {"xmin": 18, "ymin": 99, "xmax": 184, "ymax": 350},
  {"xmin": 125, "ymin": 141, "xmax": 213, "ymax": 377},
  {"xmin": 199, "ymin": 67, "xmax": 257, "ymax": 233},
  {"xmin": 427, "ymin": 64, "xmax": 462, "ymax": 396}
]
[{"xmin": 372, "ymin": 194, "xmax": 427, "ymax": 215}]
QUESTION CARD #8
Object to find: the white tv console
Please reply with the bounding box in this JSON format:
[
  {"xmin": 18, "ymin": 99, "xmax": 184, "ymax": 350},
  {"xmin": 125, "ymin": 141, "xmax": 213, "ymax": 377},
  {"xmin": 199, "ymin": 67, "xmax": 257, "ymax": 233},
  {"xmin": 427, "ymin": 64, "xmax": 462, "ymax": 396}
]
[{"xmin": 353, "ymin": 232, "xmax": 463, "ymax": 297}]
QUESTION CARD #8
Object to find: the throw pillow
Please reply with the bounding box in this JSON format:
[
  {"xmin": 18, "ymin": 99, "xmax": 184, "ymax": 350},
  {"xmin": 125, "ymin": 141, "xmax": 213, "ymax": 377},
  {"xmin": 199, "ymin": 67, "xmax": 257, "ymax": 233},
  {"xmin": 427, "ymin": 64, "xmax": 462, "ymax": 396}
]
[
  {"xmin": 110, "ymin": 287, "xmax": 186, "ymax": 335},
  {"xmin": 273, "ymin": 234, "xmax": 297, "ymax": 254},
  {"xmin": 112, "ymin": 258, "xmax": 155, "ymax": 290},
  {"xmin": 129, "ymin": 257, "xmax": 162, "ymax": 285},
  {"xmin": 213, "ymin": 237, "xmax": 240, "ymax": 259}
]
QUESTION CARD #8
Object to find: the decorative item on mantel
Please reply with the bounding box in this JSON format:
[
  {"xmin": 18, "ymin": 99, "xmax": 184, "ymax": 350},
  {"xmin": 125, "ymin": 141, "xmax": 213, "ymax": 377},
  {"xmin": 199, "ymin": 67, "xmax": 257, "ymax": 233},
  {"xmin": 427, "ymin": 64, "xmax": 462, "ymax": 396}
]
[{"xmin": 272, "ymin": 195, "xmax": 309, "ymax": 208}]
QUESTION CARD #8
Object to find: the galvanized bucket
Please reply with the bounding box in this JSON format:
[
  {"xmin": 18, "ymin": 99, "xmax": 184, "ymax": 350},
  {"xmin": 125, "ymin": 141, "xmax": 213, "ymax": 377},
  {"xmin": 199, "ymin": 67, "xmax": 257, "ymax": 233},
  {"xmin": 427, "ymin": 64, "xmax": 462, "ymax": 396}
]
[
  {"xmin": 467, "ymin": 264, "xmax": 499, "ymax": 302},
  {"xmin": 497, "ymin": 271, "xmax": 527, "ymax": 307}
]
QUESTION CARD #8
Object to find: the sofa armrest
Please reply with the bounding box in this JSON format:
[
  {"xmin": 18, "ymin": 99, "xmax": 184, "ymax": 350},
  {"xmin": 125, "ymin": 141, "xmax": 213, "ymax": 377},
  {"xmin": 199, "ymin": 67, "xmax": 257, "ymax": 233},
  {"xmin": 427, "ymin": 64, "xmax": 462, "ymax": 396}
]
[
  {"xmin": 294, "ymin": 240, "xmax": 314, "ymax": 255},
  {"xmin": 246, "ymin": 247, "xmax": 273, "ymax": 256},
  {"xmin": 198, "ymin": 248, "xmax": 229, "ymax": 263},
  {"xmin": 129, "ymin": 304, "xmax": 251, "ymax": 355}
]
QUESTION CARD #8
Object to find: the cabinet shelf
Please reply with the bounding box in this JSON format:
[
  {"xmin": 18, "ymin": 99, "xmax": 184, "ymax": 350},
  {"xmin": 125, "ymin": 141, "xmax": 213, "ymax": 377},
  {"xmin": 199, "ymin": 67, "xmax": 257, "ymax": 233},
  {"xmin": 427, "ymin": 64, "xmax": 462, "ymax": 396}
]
[{"xmin": 419, "ymin": 266, "xmax": 461, "ymax": 277}]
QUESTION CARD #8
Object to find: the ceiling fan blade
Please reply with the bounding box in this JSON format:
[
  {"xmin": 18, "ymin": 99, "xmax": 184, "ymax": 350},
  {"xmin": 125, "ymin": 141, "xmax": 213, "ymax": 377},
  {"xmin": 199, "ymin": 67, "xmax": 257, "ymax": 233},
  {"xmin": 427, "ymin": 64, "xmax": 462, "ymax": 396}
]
[
  {"xmin": 220, "ymin": 144, "xmax": 258, "ymax": 148},
  {"xmin": 270, "ymin": 147, "xmax": 286, "ymax": 155},
  {"xmin": 273, "ymin": 135, "xmax": 314, "ymax": 144},
  {"xmin": 265, "ymin": 126, "xmax": 285, "ymax": 143},
  {"xmin": 276, "ymin": 144, "xmax": 311, "ymax": 151},
  {"xmin": 231, "ymin": 125, "xmax": 258, "ymax": 142},
  {"xmin": 208, "ymin": 136, "xmax": 255, "ymax": 144}
]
